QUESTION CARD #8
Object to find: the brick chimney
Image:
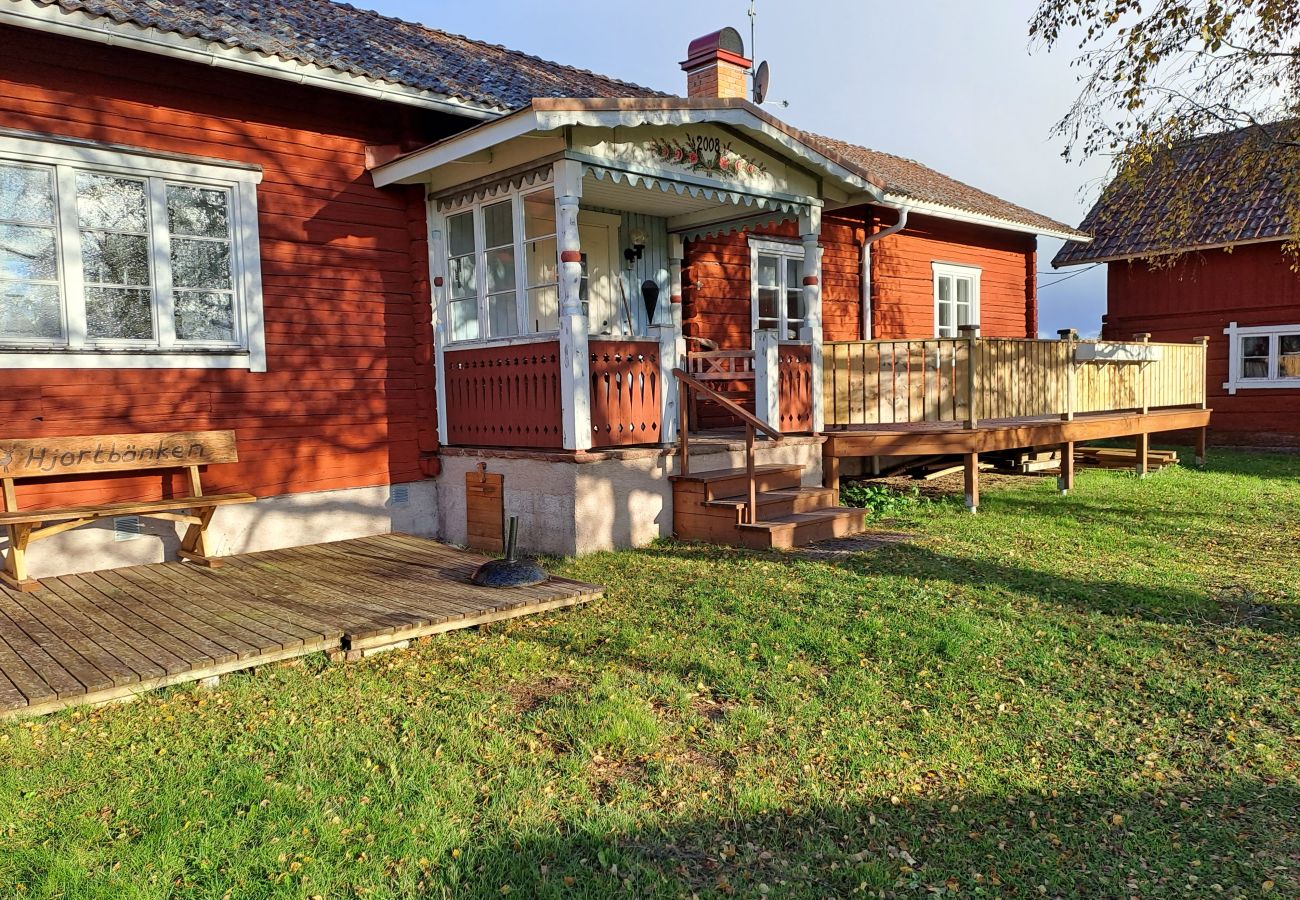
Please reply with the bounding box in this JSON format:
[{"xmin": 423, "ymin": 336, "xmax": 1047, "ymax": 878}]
[{"xmin": 681, "ymin": 27, "xmax": 752, "ymax": 100}]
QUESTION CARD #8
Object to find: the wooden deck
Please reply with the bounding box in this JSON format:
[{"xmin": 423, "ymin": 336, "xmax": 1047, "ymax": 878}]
[{"xmin": 0, "ymin": 533, "xmax": 602, "ymax": 718}]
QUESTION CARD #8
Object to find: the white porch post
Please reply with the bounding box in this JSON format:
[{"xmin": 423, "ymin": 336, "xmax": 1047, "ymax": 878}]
[
  {"xmin": 753, "ymin": 327, "xmax": 780, "ymax": 429},
  {"xmin": 555, "ymin": 159, "xmax": 591, "ymax": 451},
  {"xmin": 427, "ymin": 203, "xmax": 451, "ymax": 445},
  {"xmin": 654, "ymin": 234, "xmax": 688, "ymax": 444},
  {"xmin": 800, "ymin": 206, "xmax": 825, "ymax": 432}
]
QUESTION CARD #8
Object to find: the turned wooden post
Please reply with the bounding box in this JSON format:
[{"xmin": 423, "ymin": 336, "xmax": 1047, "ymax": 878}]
[
  {"xmin": 555, "ymin": 159, "xmax": 591, "ymax": 451},
  {"xmin": 800, "ymin": 208, "xmax": 825, "ymax": 432}
]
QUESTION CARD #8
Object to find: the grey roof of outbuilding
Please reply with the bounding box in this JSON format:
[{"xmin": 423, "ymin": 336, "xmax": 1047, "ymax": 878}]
[
  {"xmin": 30, "ymin": 0, "xmax": 667, "ymax": 112},
  {"xmin": 1053, "ymin": 121, "xmax": 1300, "ymax": 267}
]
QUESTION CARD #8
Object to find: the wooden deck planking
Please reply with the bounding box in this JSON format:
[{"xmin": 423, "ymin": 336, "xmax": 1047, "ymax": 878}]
[{"xmin": 0, "ymin": 534, "xmax": 602, "ymax": 718}]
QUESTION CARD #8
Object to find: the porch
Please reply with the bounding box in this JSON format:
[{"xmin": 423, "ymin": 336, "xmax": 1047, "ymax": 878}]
[
  {"xmin": 819, "ymin": 329, "xmax": 1212, "ymax": 510},
  {"xmin": 0, "ymin": 533, "xmax": 602, "ymax": 718}
]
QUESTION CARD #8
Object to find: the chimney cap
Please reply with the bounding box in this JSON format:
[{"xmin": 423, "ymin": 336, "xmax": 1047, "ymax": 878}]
[{"xmin": 681, "ymin": 27, "xmax": 751, "ymax": 71}]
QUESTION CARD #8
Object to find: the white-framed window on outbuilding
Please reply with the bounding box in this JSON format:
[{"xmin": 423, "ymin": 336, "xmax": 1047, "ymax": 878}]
[
  {"xmin": 0, "ymin": 130, "xmax": 265, "ymax": 370},
  {"xmin": 1223, "ymin": 321, "xmax": 1300, "ymax": 393},
  {"xmin": 748, "ymin": 237, "xmax": 808, "ymax": 340},
  {"xmin": 932, "ymin": 262, "xmax": 981, "ymax": 338}
]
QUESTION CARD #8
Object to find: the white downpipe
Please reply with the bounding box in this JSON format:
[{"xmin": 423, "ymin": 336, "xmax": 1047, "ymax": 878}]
[{"xmin": 859, "ymin": 205, "xmax": 910, "ymax": 341}]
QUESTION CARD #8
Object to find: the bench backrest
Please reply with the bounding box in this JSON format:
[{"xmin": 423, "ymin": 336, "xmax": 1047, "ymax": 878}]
[{"xmin": 0, "ymin": 431, "xmax": 239, "ymax": 481}]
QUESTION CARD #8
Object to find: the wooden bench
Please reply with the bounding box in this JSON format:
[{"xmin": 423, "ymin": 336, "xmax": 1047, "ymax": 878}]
[{"xmin": 0, "ymin": 430, "xmax": 255, "ymax": 592}]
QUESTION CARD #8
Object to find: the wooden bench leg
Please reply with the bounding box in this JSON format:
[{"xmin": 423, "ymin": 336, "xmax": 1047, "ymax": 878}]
[
  {"xmin": 1058, "ymin": 441, "xmax": 1075, "ymax": 494},
  {"xmin": 177, "ymin": 507, "xmax": 223, "ymax": 568},
  {"xmin": 1, "ymin": 523, "xmax": 38, "ymax": 592},
  {"xmin": 964, "ymin": 451, "xmax": 980, "ymax": 513}
]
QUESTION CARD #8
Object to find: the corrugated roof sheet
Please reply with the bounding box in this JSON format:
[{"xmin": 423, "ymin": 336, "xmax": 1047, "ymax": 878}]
[{"xmin": 1054, "ymin": 121, "xmax": 1300, "ymax": 266}]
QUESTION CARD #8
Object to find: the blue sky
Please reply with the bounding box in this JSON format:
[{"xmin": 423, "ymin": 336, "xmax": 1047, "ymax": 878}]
[{"xmin": 371, "ymin": 0, "xmax": 1111, "ymax": 335}]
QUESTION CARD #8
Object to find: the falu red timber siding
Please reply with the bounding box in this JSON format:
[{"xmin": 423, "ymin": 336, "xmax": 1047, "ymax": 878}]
[
  {"xmin": 0, "ymin": 26, "xmax": 461, "ymax": 509},
  {"xmin": 866, "ymin": 209, "xmax": 1037, "ymax": 340},
  {"xmin": 1102, "ymin": 242, "xmax": 1300, "ymax": 446}
]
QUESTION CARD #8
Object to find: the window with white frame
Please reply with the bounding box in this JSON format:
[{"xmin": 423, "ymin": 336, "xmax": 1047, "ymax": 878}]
[
  {"xmin": 0, "ymin": 132, "xmax": 264, "ymax": 369},
  {"xmin": 1224, "ymin": 321, "xmax": 1300, "ymax": 392},
  {"xmin": 442, "ymin": 186, "xmax": 560, "ymax": 342},
  {"xmin": 932, "ymin": 262, "xmax": 981, "ymax": 337},
  {"xmin": 749, "ymin": 238, "xmax": 806, "ymax": 340}
]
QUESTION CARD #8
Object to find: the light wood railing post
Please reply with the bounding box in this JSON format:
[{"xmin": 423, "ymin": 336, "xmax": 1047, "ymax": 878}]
[
  {"xmin": 1194, "ymin": 336, "xmax": 1210, "ymax": 410},
  {"xmin": 1134, "ymin": 332, "xmax": 1151, "ymax": 415},
  {"xmin": 959, "ymin": 324, "xmax": 980, "ymax": 429},
  {"xmin": 1058, "ymin": 328, "xmax": 1077, "ymax": 421}
]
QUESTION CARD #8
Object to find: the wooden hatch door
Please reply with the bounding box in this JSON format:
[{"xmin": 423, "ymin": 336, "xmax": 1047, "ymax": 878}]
[{"xmin": 465, "ymin": 467, "xmax": 504, "ymax": 553}]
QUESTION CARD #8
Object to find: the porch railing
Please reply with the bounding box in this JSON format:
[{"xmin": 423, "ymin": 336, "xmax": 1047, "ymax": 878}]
[
  {"xmin": 589, "ymin": 339, "xmax": 663, "ymax": 447},
  {"xmin": 674, "ymin": 369, "xmax": 783, "ymax": 525},
  {"xmin": 822, "ymin": 330, "xmax": 1208, "ymax": 428},
  {"xmin": 444, "ymin": 340, "xmax": 565, "ymax": 448}
]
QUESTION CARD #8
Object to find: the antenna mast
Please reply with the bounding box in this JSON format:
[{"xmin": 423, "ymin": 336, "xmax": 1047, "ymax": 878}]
[{"xmin": 748, "ymin": 0, "xmax": 757, "ymax": 77}]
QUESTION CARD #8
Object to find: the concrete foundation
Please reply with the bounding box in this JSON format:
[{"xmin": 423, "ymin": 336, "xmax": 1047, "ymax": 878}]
[
  {"xmin": 8, "ymin": 480, "xmax": 440, "ymax": 580},
  {"xmin": 438, "ymin": 435, "xmax": 824, "ymax": 557}
]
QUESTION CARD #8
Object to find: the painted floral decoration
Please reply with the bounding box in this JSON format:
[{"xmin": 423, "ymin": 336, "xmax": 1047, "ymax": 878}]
[{"xmin": 648, "ymin": 133, "xmax": 767, "ymax": 180}]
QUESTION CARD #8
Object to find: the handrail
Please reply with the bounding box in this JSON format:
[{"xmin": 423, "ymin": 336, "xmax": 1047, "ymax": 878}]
[{"xmin": 672, "ymin": 368, "xmax": 783, "ymax": 527}]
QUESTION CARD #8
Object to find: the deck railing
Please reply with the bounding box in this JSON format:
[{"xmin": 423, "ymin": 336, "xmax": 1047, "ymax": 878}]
[
  {"xmin": 588, "ymin": 339, "xmax": 663, "ymax": 447},
  {"xmin": 823, "ymin": 329, "xmax": 1208, "ymax": 428}
]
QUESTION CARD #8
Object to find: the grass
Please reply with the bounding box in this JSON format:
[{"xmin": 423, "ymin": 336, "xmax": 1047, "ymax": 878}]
[{"xmin": 2, "ymin": 447, "xmax": 1298, "ymax": 898}]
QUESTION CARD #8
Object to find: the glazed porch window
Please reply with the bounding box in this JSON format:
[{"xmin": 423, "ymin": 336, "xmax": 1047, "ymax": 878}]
[
  {"xmin": 444, "ymin": 187, "xmax": 561, "ymax": 342},
  {"xmin": 749, "ymin": 238, "xmax": 805, "ymax": 340},
  {"xmin": 0, "ymin": 139, "xmax": 261, "ymax": 366},
  {"xmin": 933, "ymin": 263, "xmax": 980, "ymax": 338}
]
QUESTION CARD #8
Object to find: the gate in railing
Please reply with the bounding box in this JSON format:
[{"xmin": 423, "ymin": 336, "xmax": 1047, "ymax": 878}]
[
  {"xmin": 777, "ymin": 343, "xmax": 814, "ymax": 432},
  {"xmin": 589, "ymin": 340, "xmax": 663, "ymax": 447}
]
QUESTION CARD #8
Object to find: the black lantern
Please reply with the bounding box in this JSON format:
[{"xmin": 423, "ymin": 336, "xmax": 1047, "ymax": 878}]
[{"xmin": 640, "ymin": 280, "xmax": 661, "ymax": 324}]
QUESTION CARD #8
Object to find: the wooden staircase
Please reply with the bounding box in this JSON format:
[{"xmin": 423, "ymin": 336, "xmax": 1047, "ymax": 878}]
[{"xmin": 672, "ymin": 463, "xmax": 867, "ymax": 550}]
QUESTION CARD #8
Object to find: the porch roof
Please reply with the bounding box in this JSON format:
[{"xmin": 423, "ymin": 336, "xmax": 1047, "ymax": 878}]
[{"xmin": 370, "ymin": 97, "xmax": 888, "ymax": 208}]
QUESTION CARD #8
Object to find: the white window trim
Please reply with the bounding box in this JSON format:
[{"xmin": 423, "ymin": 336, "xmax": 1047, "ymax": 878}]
[
  {"xmin": 1223, "ymin": 320, "xmax": 1300, "ymax": 394},
  {"xmin": 932, "ymin": 261, "xmax": 982, "ymax": 338},
  {"xmin": 748, "ymin": 236, "xmax": 816, "ymax": 339},
  {"xmin": 0, "ymin": 130, "xmax": 265, "ymax": 371}
]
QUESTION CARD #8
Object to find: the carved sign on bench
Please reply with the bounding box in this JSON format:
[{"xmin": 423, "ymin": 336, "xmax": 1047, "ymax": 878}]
[{"xmin": 0, "ymin": 430, "xmax": 255, "ymax": 592}]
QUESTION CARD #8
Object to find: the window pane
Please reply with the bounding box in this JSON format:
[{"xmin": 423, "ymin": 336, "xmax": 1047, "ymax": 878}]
[
  {"xmin": 757, "ymin": 287, "xmax": 779, "ymax": 323},
  {"xmin": 487, "ymin": 293, "xmax": 520, "ymax": 337},
  {"xmin": 447, "ymin": 211, "xmax": 475, "ymax": 257},
  {"xmin": 957, "ymin": 302, "xmax": 972, "ymax": 328},
  {"xmin": 449, "ymin": 297, "xmax": 479, "ymax": 342},
  {"xmin": 86, "ymin": 287, "xmax": 153, "ymax": 340},
  {"xmin": 523, "ymin": 189, "xmax": 555, "ymax": 239},
  {"xmin": 0, "ymin": 165, "xmax": 55, "ymax": 224},
  {"xmin": 75, "ymin": 173, "xmax": 148, "ymax": 232},
  {"xmin": 755, "ymin": 254, "xmax": 779, "ymax": 288},
  {"xmin": 485, "ymin": 246, "xmax": 516, "ymax": 294},
  {"xmin": 786, "ymin": 288, "xmax": 805, "ymax": 339},
  {"xmin": 527, "ymin": 286, "xmax": 558, "ymax": 333},
  {"xmin": 483, "ymin": 200, "xmax": 514, "ymax": 249},
  {"xmin": 1240, "ymin": 335, "xmax": 1269, "ymax": 378},
  {"xmin": 937, "ymin": 275, "xmax": 952, "ymax": 305},
  {"xmin": 1279, "ymin": 334, "xmax": 1300, "ymax": 379},
  {"xmin": 449, "ymin": 254, "xmax": 476, "ymax": 300},
  {"xmin": 171, "ymin": 238, "xmax": 232, "ymax": 290},
  {"xmin": 175, "ymin": 291, "xmax": 235, "ymax": 342},
  {"xmin": 166, "ymin": 185, "xmax": 229, "ymax": 238},
  {"xmin": 81, "ymin": 231, "xmax": 150, "ymax": 286},
  {"xmin": 0, "ymin": 224, "xmax": 58, "ymax": 281},
  {"xmin": 786, "ymin": 258, "xmax": 803, "ymax": 291},
  {"xmin": 0, "ymin": 281, "xmax": 61, "ymax": 339},
  {"xmin": 526, "ymin": 236, "xmax": 557, "ymax": 289},
  {"xmin": 956, "ymin": 277, "xmax": 971, "ymax": 305}
]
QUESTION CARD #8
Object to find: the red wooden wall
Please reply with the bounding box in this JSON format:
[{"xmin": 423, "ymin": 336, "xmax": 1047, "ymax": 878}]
[
  {"xmin": 867, "ymin": 209, "xmax": 1037, "ymax": 339},
  {"xmin": 1103, "ymin": 242, "xmax": 1300, "ymax": 445},
  {"xmin": 0, "ymin": 27, "xmax": 458, "ymax": 508}
]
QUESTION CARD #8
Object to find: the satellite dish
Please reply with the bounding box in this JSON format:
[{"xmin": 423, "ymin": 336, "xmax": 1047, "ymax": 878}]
[{"xmin": 753, "ymin": 60, "xmax": 770, "ymax": 105}]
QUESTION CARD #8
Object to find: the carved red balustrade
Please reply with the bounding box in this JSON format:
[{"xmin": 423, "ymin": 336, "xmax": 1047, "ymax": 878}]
[
  {"xmin": 777, "ymin": 343, "xmax": 814, "ymax": 433},
  {"xmin": 589, "ymin": 340, "xmax": 663, "ymax": 447},
  {"xmin": 443, "ymin": 342, "xmax": 564, "ymax": 448}
]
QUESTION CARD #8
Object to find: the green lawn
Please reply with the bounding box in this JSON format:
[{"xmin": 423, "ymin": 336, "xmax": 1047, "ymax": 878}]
[{"xmin": 2, "ymin": 448, "xmax": 1297, "ymax": 898}]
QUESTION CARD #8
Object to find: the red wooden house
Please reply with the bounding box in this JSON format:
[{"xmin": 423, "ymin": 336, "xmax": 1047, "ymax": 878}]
[
  {"xmin": 0, "ymin": 0, "xmax": 1208, "ymax": 585},
  {"xmin": 1054, "ymin": 123, "xmax": 1300, "ymax": 447}
]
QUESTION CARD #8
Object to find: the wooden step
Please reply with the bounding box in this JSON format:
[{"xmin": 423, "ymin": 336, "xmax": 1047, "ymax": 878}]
[
  {"xmin": 669, "ymin": 464, "xmax": 805, "ymax": 501},
  {"xmin": 735, "ymin": 507, "xmax": 868, "ymax": 550},
  {"xmin": 703, "ymin": 487, "xmax": 839, "ymax": 519}
]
